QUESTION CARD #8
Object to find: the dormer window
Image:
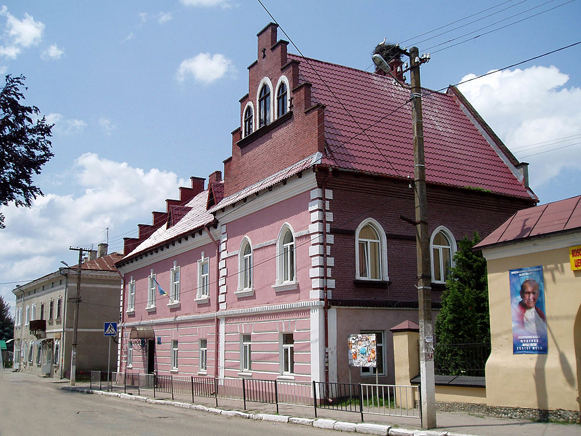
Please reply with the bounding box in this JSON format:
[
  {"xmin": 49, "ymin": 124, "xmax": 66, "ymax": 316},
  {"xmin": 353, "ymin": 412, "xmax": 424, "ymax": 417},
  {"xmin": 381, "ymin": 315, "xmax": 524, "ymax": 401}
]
[
  {"xmin": 244, "ymin": 105, "xmax": 253, "ymax": 137},
  {"xmin": 277, "ymin": 82, "xmax": 287, "ymax": 117},
  {"xmin": 258, "ymin": 85, "xmax": 271, "ymax": 127}
]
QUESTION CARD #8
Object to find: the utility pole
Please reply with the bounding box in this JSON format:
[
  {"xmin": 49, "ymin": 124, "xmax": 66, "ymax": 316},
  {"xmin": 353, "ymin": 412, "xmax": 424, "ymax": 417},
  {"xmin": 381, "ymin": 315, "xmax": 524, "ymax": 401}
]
[
  {"xmin": 69, "ymin": 246, "xmax": 85, "ymax": 386},
  {"xmin": 409, "ymin": 46, "xmax": 436, "ymax": 429}
]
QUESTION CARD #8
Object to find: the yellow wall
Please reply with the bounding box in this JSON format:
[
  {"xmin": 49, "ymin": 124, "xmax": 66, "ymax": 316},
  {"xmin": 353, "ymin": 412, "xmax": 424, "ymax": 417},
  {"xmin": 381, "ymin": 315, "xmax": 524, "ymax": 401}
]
[
  {"xmin": 485, "ymin": 245, "xmax": 581, "ymax": 411},
  {"xmin": 436, "ymin": 386, "xmax": 486, "ymax": 404}
]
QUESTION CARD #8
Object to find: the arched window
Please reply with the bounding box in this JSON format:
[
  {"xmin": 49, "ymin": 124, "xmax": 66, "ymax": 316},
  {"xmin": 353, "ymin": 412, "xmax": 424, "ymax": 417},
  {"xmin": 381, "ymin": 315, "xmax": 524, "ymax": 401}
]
[
  {"xmin": 274, "ymin": 225, "xmax": 296, "ymax": 291},
  {"xmin": 238, "ymin": 238, "xmax": 253, "ymax": 294},
  {"xmin": 277, "ymin": 82, "xmax": 287, "ymax": 117},
  {"xmin": 430, "ymin": 226, "xmax": 457, "ymax": 284},
  {"xmin": 244, "ymin": 105, "xmax": 253, "ymax": 137},
  {"xmin": 258, "ymin": 85, "xmax": 270, "ymax": 127},
  {"xmin": 355, "ymin": 219, "xmax": 388, "ymax": 281}
]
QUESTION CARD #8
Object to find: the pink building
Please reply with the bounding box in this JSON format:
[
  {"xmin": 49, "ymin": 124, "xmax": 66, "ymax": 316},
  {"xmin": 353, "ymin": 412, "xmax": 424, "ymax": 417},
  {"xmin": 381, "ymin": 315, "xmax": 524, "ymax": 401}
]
[{"xmin": 116, "ymin": 23, "xmax": 536, "ymax": 385}]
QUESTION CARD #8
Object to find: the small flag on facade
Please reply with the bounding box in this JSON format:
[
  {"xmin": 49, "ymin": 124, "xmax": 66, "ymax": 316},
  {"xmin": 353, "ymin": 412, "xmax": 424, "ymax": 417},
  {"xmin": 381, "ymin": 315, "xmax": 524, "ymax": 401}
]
[{"xmin": 154, "ymin": 278, "xmax": 170, "ymax": 299}]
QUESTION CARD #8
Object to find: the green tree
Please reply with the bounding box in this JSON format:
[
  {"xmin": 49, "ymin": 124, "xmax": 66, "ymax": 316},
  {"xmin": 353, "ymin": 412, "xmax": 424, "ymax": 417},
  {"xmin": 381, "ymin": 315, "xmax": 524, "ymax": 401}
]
[
  {"xmin": 434, "ymin": 232, "xmax": 490, "ymax": 375},
  {"xmin": 0, "ymin": 295, "xmax": 14, "ymax": 343},
  {"xmin": 0, "ymin": 74, "xmax": 54, "ymax": 229}
]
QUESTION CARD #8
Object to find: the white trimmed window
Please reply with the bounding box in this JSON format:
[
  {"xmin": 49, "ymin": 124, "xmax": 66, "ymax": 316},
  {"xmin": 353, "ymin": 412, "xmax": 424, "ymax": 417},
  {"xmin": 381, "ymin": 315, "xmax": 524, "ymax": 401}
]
[
  {"xmin": 170, "ymin": 262, "xmax": 180, "ymax": 302},
  {"xmin": 355, "ymin": 219, "xmax": 388, "ymax": 281},
  {"xmin": 242, "ymin": 334, "xmax": 251, "ymax": 372},
  {"xmin": 56, "ymin": 298, "xmax": 62, "ymax": 320},
  {"xmin": 127, "ymin": 277, "xmax": 135, "ymax": 312},
  {"xmin": 200, "ymin": 339, "xmax": 207, "ymax": 372},
  {"xmin": 127, "ymin": 341, "xmax": 133, "ymax": 368},
  {"xmin": 238, "ymin": 238, "xmax": 253, "ymax": 294},
  {"xmin": 49, "ymin": 300, "xmax": 54, "ymax": 321},
  {"xmin": 361, "ymin": 331, "xmax": 385, "ymax": 376},
  {"xmin": 430, "ymin": 226, "xmax": 457, "ymax": 284},
  {"xmin": 28, "ymin": 342, "xmax": 33, "ymax": 363},
  {"xmin": 197, "ymin": 253, "xmax": 210, "ymax": 299},
  {"xmin": 274, "ymin": 225, "xmax": 297, "ymax": 291},
  {"xmin": 25, "ymin": 305, "xmax": 30, "ymax": 326},
  {"xmin": 147, "ymin": 270, "xmax": 156, "ymax": 308},
  {"xmin": 258, "ymin": 84, "xmax": 271, "ymax": 127},
  {"xmin": 31, "ymin": 303, "xmax": 36, "ymax": 321},
  {"xmin": 15, "ymin": 306, "xmax": 21, "ymax": 326},
  {"xmin": 276, "ymin": 79, "xmax": 288, "ymax": 117},
  {"xmin": 282, "ymin": 333, "xmax": 294, "ymax": 374},
  {"xmin": 171, "ymin": 340, "xmax": 178, "ymax": 370},
  {"xmin": 243, "ymin": 104, "xmax": 254, "ymax": 137}
]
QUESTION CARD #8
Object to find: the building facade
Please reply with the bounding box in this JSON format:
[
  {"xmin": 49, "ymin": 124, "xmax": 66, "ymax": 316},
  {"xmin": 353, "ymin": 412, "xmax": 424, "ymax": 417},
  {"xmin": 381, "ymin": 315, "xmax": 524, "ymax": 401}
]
[
  {"xmin": 13, "ymin": 245, "xmax": 122, "ymax": 378},
  {"xmin": 116, "ymin": 23, "xmax": 537, "ymax": 386}
]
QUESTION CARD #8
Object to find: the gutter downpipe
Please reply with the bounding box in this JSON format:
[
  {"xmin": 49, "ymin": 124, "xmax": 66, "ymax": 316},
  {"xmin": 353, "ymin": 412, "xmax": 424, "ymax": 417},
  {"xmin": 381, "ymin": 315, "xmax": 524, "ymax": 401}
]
[
  {"xmin": 321, "ymin": 168, "xmax": 332, "ymax": 385},
  {"xmin": 118, "ymin": 270, "xmax": 126, "ymax": 374},
  {"xmin": 58, "ymin": 269, "xmax": 69, "ymax": 380},
  {"xmin": 204, "ymin": 223, "xmax": 221, "ymax": 379}
]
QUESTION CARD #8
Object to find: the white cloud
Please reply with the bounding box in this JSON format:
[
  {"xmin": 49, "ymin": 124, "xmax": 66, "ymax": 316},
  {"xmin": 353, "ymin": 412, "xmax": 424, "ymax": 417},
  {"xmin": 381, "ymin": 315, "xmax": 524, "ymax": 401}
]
[
  {"xmin": 0, "ymin": 154, "xmax": 186, "ymax": 310},
  {"xmin": 0, "ymin": 7, "xmax": 44, "ymax": 59},
  {"xmin": 176, "ymin": 52, "xmax": 233, "ymax": 84},
  {"xmin": 458, "ymin": 65, "xmax": 581, "ymax": 190},
  {"xmin": 99, "ymin": 118, "xmax": 116, "ymax": 136},
  {"xmin": 46, "ymin": 113, "xmax": 87, "ymax": 135},
  {"xmin": 158, "ymin": 12, "xmax": 173, "ymax": 24},
  {"xmin": 42, "ymin": 43, "xmax": 64, "ymax": 60},
  {"xmin": 180, "ymin": 0, "xmax": 232, "ymax": 7}
]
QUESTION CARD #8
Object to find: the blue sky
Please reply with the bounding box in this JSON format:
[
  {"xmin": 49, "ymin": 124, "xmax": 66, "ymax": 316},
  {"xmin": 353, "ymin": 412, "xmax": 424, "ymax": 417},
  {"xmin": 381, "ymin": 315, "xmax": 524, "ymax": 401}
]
[{"xmin": 1, "ymin": 0, "xmax": 580, "ymax": 310}]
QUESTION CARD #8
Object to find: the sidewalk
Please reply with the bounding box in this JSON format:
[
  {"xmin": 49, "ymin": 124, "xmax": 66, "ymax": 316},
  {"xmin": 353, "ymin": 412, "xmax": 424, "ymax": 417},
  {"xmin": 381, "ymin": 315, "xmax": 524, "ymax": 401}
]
[{"xmin": 5, "ymin": 370, "xmax": 580, "ymax": 436}]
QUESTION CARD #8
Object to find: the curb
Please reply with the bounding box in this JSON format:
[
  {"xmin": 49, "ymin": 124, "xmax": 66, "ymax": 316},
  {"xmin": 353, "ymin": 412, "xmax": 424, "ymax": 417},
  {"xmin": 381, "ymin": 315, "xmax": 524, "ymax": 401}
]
[{"xmin": 59, "ymin": 386, "xmax": 476, "ymax": 436}]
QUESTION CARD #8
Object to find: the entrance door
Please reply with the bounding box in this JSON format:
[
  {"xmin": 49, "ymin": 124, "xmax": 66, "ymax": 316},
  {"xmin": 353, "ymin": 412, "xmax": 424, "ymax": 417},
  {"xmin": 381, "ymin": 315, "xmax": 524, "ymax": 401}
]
[{"xmin": 147, "ymin": 339, "xmax": 155, "ymax": 374}]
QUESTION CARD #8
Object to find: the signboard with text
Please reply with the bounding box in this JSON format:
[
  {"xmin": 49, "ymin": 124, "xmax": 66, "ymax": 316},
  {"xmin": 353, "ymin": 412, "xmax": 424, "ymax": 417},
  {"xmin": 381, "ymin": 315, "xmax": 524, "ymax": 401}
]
[{"xmin": 570, "ymin": 245, "xmax": 581, "ymax": 271}]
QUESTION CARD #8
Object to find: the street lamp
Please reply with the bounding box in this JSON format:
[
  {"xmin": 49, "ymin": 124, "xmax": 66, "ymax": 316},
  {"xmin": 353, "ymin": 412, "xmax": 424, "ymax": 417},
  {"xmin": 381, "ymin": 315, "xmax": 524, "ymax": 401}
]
[{"xmin": 374, "ymin": 47, "xmax": 436, "ymax": 430}]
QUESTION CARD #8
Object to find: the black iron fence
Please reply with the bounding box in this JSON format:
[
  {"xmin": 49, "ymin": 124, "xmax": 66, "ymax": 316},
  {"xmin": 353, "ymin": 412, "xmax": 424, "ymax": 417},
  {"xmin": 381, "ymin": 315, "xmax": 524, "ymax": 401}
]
[
  {"xmin": 433, "ymin": 342, "xmax": 491, "ymax": 377},
  {"xmin": 88, "ymin": 372, "xmax": 419, "ymax": 421}
]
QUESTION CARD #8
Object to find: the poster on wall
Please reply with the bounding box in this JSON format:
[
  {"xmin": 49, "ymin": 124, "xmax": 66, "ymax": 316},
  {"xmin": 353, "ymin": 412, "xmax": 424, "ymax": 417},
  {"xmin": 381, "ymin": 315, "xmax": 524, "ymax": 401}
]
[
  {"xmin": 510, "ymin": 266, "xmax": 548, "ymax": 354},
  {"xmin": 348, "ymin": 334, "xmax": 376, "ymax": 367}
]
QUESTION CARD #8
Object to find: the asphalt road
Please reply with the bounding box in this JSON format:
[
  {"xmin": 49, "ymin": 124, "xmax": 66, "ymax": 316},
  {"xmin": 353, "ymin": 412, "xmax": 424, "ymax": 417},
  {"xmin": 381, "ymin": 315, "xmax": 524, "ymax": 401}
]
[{"xmin": 0, "ymin": 370, "xmax": 335, "ymax": 436}]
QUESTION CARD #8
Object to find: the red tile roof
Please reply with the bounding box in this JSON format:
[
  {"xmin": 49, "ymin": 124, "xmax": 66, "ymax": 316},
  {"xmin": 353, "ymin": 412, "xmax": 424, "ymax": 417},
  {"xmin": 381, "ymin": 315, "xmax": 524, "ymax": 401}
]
[
  {"xmin": 476, "ymin": 195, "xmax": 581, "ymax": 249},
  {"xmin": 74, "ymin": 253, "xmax": 124, "ymax": 272},
  {"xmin": 290, "ymin": 54, "xmax": 534, "ymax": 200}
]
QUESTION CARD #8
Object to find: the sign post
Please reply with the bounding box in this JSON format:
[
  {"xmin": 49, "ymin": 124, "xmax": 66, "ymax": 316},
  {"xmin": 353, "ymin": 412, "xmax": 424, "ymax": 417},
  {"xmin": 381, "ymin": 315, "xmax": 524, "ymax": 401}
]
[{"xmin": 104, "ymin": 322, "xmax": 118, "ymax": 390}]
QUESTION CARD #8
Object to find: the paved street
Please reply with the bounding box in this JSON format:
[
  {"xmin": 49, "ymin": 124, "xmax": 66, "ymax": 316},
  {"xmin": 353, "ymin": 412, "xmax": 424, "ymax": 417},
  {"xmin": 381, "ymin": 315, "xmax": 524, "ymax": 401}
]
[{"xmin": 0, "ymin": 370, "xmax": 335, "ymax": 436}]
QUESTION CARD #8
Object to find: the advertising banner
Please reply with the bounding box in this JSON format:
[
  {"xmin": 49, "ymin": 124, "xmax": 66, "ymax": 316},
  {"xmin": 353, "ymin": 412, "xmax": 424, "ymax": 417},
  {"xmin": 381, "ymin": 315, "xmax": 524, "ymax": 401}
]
[
  {"xmin": 509, "ymin": 266, "xmax": 547, "ymax": 354},
  {"xmin": 348, "ymin": 333, "xmax": 376, "ymax": 367}
]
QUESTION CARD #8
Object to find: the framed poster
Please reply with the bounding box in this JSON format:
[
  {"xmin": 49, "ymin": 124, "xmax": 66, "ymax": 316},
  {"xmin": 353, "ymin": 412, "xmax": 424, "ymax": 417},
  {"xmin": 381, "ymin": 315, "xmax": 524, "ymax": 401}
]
[
  {"xmin": 509, "ymin": 266, "xmax": 547, "ymax": 354},
  {"xmin": 348, "ymin": 334, "xmax": 376, "ymax": 367}
]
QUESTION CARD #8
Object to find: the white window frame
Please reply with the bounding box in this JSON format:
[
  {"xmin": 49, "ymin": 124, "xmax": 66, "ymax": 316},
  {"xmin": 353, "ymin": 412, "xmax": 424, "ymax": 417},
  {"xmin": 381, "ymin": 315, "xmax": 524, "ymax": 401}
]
[
  {"xmin": 56, "ymin": 298, "xmax": 62, "ymax": 320},
  {"xmin": 275, "ymin": 76, "xmax": 290, "ymax": 118},
  {"xmin": 147, "ymin": 269, "xmax": 156, "ymax": 309},
  {"xmin": 127, "ymin": 341, "xmax": 133, "ymax": 368},
  {"xmin": 237, "ymin": 237, "xmax": 254, "ymax": 297},
  {"xmin": 31, "ymin": 303, "xmax": 36, "ymax": 322},
  {"xmin": 281, "ymin": 333, "xmax": 294, "ymax": 375},
  {"xmin": 256, "ymin": 77, "xmax": 274, "ymax": 128},
  {"xmin": 171, "ymin": 340, "xmax": 178, "ymax": 371},
  {"xmin": 430, "ymin": 226, "xmax": 457, "ymax": 284},
  {"xmin": 199, "ymin": 339, "xmax": 207, "ymax": 373},
  {"xmin": 196, "ymin": 253, "xmax": 210, "ymax": 302},
  {"xmin": 49, "ymin": 300, "xmax": 54, "ymax": 321},
  {"xmin": 127, "ymin": 277, "xmax": 135, "ymax": 313},
  {"xmin": 360, "ymin": 331, "xmax": 386, "ymax": 376},
  {"xmin": 273, "ymin": 224, "xmax": 298, "ymax": 292},
  {"xmin": 355, "ymin": 218, "xmax": 388, "ymax": 281},
  {"xmin": 241, "ymin": 334, "xmax": 252, "ymax": 372},
  {"xmin": 243, "ymin": 102, "xmax": 254, "ymax": 137},
  {"xmin": 170, "ymin": 261, "xmax": 180, "ymax": 303},
  {"xmin": 25, "ymin": 305, "xmax": 30, "ymax": 326},
  {"xmin": 53, "ymin": 340, "xmax": 60, "ymax": 367}
]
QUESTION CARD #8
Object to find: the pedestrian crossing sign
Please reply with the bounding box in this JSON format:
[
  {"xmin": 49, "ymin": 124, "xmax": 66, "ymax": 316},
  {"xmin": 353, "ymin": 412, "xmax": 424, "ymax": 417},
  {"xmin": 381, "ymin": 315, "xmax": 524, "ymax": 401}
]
[{"xmin": 104, "ymin": 322, "xmax": 118, "ymax": 337}]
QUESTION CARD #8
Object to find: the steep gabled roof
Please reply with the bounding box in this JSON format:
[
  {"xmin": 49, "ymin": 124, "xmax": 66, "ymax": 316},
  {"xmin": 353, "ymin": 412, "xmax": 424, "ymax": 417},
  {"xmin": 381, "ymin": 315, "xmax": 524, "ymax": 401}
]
[
  {"xmin": 290, "ymin": 54, "xmax": 534, "ymax": 200},
  {"xmin": 476, "ymin": 195, "xmax": 581, "ymax": 249},
  {"xmin": 123, "ymin": 189, "xmax": 215, "ymax": 260}
]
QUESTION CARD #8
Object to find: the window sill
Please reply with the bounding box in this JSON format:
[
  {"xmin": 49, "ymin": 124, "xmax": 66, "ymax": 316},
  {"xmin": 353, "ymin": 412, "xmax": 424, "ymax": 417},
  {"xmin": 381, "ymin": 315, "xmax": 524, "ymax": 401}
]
[
  {"xmin": 145, "ymin": 305, "xmax": 156, "ymax": 313},
  {"xmin": 272, "ymin": 282, "xmax": 298, "ymax": 293},
  {"xmin": 197, "ymin": 370, "xmax": 208, "ymax": 376},
  {"xmin": 195, "ymin": 295, "xmax": 210, "ymax": 304},
  {"xmin": 238, "ymin": 371, "xmax": 252, "ymax": 378},
  {"xmin": 170, "ymin": 369, "xmax": 178, "ymax": 373},
  {"xmin": 167, "ymin": 301, "xmax": 181, "ymax": 309},
  {"xmin": 126, "ymin": 309, "xmax": 135, "ymax": 316},
  {"xmin": 278, "ymin": 375, "xmax": 295, "ymax": 381},
  {"xmin": 235, "ymin": 288, "xmax": 254, "ymax": 298}
]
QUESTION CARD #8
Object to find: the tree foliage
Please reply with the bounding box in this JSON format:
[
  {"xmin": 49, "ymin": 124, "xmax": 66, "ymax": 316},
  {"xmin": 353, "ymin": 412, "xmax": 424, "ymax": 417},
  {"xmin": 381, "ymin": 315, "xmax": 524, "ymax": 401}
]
[
  {"xmin": 0, "ymin": 295, "xmax": 13, "ymax": 344},
  {"xmin": 434, "ymin": 232, "xmax": 490, "ymax": 375},
  {"xmin": 0, "ymin": 74, "xmax": 54, "ymax": 229}
]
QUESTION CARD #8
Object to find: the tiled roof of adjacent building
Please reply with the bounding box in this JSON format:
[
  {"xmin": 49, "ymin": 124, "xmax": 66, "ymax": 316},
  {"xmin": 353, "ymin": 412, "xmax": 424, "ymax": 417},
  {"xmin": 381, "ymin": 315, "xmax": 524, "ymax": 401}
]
[
  {"xmin": 476, "ymin": 195, "xmax": 581, "ymax": 249},
  {"xmin": 77, "ymin": 253, "xmax": 124, "ymax": 272},
  {"xmin": 289, "ymin": 54, "xmax": 534, "ymax": 200}
]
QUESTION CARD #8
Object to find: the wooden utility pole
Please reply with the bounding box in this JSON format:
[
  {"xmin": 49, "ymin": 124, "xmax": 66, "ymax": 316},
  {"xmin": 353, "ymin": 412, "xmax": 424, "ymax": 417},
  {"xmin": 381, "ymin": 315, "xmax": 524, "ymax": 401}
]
[
  {"xmin": 69, "ymin": 246, "xmax": 85, "ymax": 386},
  {"xmin": 409, "ymin": 46, "xmax": 436, "ymax": 429}
]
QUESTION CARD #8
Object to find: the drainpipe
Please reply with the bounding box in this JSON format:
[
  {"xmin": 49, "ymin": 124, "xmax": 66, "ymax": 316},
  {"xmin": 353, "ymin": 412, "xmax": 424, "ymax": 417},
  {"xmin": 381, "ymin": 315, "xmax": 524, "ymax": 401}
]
[
  {"xmin": 58, "ymin": 269, "xmax": 69, "ymax": 380},
  {"xmin": 204, "ymin": 223, "xmax": 221, "ymax": 379},
  {"xmin": 321, "ymin": 168, "xmax": 333, "ymax": 384},
  {"xmin": 118, "ymin": 270, "xmax": 126, "ymax": 374}
]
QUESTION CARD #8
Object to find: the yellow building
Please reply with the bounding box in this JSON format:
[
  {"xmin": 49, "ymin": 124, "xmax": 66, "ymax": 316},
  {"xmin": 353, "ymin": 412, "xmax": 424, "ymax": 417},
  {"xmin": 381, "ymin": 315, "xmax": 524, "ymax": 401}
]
[{"xmin": 476, "ymin": 195, "xmax": 581, "ymax": 414}]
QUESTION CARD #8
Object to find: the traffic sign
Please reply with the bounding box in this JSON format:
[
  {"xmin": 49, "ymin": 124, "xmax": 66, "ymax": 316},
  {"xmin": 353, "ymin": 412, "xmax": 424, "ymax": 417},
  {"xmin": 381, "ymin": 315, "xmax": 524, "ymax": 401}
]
[{"xmin": 104, "ymin": 322, "xmax": 117, "ymax": 337}]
